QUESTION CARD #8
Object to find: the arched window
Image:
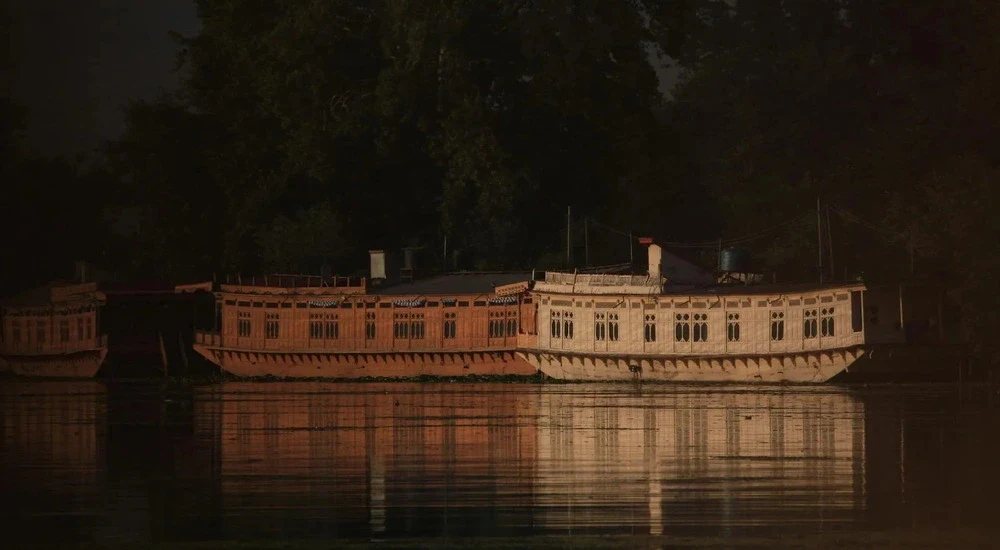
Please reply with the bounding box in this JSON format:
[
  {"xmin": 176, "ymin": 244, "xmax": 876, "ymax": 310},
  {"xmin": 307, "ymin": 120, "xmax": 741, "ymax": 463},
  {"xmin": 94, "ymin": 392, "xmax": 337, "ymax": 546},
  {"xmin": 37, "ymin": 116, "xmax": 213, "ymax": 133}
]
[
  {"xmin": 265, "ymin": 313, "xmax": 280, "ymax": 339},
  {"xmin": 693, "ymin": 313, "xmax": 708, "ymax": 342},
  {"xmin": 365, "ymin": 312, "xmax": 376, "ymax": 339},
  {"xmin": 820, "ymin": 307, "xmax": 835, "ymax": 337},
  {"xmin": 443, "ymin": 313, "xmax": 456, "ymax": 339},
  {"xmin": 770, "ymin": 311, "xmax": 785, "ymax": 341},
  {"xmin": 674, "ymin": 313, "xmax": 690, "ymax": 342},
  {"xmin": 727, "ymin": 313, "xmax": 740, "ymax": 342},
  {"xmin": 803, "ymin": 309, "xmax": 818, "ymax": 339}
]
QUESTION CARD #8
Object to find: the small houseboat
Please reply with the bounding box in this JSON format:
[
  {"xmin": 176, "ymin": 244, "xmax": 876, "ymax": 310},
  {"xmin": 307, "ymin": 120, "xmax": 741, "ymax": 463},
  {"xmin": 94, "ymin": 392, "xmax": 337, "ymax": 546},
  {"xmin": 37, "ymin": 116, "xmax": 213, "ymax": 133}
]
[
  {"xmin": 1, "ymin": 263, "xmax": 217, "ymax": 378},
  {"xmin": 0, "ymin": 283, "xmax": 108, "ymax": 377}
]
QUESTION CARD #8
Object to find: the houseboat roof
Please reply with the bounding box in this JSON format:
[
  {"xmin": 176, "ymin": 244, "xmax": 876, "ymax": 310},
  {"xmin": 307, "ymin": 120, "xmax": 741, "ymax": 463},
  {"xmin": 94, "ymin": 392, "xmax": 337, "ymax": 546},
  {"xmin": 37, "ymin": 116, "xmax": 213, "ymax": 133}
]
[
  {"xmin": 2, "ymin": 281, "xmax": 102, "ymax": 307},
  {"xmin": 371, "ymin": 272, "xmax": 533, "ymax": 296},
  {"xmin": 533, "ymin": 271, "xmax": 865, "ymax": 297},
  {"xmin": 657, "ymin": 281, "xmax": 866, "ymax": 296},
  {"xmin": 2, "ymin": 283, "xmax": 63, "ymax": 307}
]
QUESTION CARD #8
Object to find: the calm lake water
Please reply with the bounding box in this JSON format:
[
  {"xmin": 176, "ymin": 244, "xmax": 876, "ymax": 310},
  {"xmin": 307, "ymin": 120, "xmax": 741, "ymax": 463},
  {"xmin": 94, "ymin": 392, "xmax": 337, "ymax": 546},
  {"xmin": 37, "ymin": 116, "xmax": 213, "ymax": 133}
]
[{"xmin": 1, "ymin": 380, "xmax": 998, "ymax": 547}]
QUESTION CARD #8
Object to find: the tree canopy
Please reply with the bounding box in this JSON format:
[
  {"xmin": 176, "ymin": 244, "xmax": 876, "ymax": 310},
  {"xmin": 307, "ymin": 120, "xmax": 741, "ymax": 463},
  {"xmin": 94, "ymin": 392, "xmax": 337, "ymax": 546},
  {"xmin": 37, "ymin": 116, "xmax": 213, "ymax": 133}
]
[{"xmin": 6, "ymin": 0, "xmax": 1000, "ymax": 358}]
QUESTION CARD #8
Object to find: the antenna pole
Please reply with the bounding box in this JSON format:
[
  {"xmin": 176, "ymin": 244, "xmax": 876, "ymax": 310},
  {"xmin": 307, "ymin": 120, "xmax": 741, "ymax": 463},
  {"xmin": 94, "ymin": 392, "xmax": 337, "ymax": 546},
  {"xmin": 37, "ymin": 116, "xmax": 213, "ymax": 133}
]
[
  {"xmin": 584, "ymin": 217, "xmax": 590, "ymax": 268},
  {"xmin": 567, "ymin": 206, "xmax": 572, "ymax": 267},
  {"xmin": 825, "ymin": 204, "xmax": 835, "ymax": 281},
  {"xmin": 718, "ymin": 238, "xmax": 722, "ymax": 270},
  {"xmin": 817, "ymin": 197, "xmax": 824, "ymax": 283}
]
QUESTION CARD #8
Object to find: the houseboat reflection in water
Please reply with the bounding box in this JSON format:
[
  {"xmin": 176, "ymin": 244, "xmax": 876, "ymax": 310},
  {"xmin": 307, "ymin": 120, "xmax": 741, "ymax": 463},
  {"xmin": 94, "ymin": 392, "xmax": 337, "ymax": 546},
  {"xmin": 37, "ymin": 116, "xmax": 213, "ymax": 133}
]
[
  {"xmin": 534, "ymin": 387, "xmax": 865, "ymax": 536},
  {"xmin": 201, "ymin": 382, "xmax": 538, "ymax": 538},
  {"xmin": 1, "ymin": 381, "xmax": 107, "ymax": 541},
  {"xmin": 1, "ymin": 382, "xmax": 996, "ymax": 542},
  {"xmin": 198, "ymin": 383, "xmax": 869, "ymax": 538}
]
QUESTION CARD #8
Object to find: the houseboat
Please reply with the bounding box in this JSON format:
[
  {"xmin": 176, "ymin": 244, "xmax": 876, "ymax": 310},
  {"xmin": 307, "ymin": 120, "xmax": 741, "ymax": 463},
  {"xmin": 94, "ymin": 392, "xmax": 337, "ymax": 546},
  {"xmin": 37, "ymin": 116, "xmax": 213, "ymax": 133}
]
[
  {"xmin": 1, "ymin": 264, "xmax": 217, "ymax": 378},
  {"xmin": 189, "ymin": 241, "xmax": 950, "ymax": 382},
  {"xmin": 521, "ymin": 240, "xmax": 945, "ymax": 382},
  {"xmin": 190, "ymin": 251, "xmax": 538, "ymax": 378},
  {"xmin": 0, "ymin": 283, "xmax": 108, "ymax": 377}
]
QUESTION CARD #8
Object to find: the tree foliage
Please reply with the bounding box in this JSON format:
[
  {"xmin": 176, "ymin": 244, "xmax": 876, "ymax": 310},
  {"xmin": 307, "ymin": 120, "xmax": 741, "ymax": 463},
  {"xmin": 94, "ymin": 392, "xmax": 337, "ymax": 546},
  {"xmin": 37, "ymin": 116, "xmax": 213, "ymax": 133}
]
[
  {"xmin": 7, "ymin": 1, "xmax": 1000, "ymax": 361},
  {"xmin": 108, "ymin": 0, "xmax": 680, "ymax": 275}
]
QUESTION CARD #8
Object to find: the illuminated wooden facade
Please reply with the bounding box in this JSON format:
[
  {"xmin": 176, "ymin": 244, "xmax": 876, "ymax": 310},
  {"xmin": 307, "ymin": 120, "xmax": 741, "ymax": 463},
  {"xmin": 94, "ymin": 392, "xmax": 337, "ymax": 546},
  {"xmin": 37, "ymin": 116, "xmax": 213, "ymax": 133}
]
[
  {"xmin": 0, "ymin": 283, "xmax": 107, "ymax": 377},
  {"xmin": 525, "ymin": 270, "xmax": 870, "ymax": 382},
  {"xmin": 190, "ymin": 244, "xmax": 944, "ymax": 381},
  {"xmin": 520, "ymin": 241, "xmax": 943, "ymax": 382},
  {"xmin": 1, "ymin": 280, "xmax": 216, "ymax": 378},
  {"xmin": 192, "ymin": 275, "xmax": 538, "ymax": 378}
]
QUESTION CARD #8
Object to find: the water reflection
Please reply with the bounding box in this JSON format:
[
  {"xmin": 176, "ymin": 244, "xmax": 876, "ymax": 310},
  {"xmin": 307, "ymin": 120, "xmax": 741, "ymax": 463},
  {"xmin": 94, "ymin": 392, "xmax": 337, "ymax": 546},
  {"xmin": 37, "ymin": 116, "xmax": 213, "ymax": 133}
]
[
  {"xmin": 1, "ymin": 381, "xmax": 106, "ymax": 542},
  {"xmin": 535, "ymin": 388, "xmax": 866, "ymax": 536},
  {"xmin": 1, "ymin": 380, "xmax": 997, "ymax": 543},
  {"xmin": 207, "ymin": 383, "xmax": 538, "ymax": 538}
]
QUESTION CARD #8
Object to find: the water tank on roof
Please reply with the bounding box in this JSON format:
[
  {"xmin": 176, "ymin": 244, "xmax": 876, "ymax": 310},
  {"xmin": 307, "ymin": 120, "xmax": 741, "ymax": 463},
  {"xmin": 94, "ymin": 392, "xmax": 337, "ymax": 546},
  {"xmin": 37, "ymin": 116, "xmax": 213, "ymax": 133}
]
[{"xmin": 718, "ymin": 247, "xmax": 752, "ymax": 273}]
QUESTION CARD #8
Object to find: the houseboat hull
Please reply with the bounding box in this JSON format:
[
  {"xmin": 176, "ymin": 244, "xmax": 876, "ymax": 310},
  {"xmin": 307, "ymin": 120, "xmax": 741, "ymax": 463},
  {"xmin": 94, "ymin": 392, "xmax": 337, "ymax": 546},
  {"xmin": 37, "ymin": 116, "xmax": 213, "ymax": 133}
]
[
  {"xmin": 0, "ymin": 348, "xmax": 109, "ymax": 378},
  {"xmin": 193, "ymin": 344, "xmax": 536, "ymax": 379},
  {"xmin": 520, "ymin": 346, "xmax": 866, "ymax": 383}
]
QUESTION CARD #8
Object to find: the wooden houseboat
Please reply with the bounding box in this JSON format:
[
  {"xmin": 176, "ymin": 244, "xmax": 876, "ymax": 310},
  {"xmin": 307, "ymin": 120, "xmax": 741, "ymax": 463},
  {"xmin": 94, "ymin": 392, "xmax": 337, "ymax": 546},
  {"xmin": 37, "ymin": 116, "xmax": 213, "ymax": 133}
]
[
  {"xmin": 1, "ymin": 268, "xmax": 217, "ymax": 378},
  {"xmin": 520, "ymin": 240, "xmax": 944, "ymax": 383},
  {"xmin": 0, "ymin": 283, "xmax": 108, "ymax": 377},
  {"xmin": 190, "ymin": 251, "xmax": 538, "ymax": 378},
  {"xmin": 189, "ymin": 242, "xmax": 952, "ymax": 382}
]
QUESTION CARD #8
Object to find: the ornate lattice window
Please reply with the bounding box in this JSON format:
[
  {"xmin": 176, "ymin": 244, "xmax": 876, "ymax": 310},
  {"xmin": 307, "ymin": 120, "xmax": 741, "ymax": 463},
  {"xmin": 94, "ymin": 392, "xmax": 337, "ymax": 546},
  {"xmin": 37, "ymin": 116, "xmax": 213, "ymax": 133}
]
[
  {"xmin": 444, "ymin": 313, "xmax": 457, "ymax": 339},
  {"xmin": 727, "ymin": 313, "xmax": 740, "ymax": 342},
  {"xmin": 644, "ymin": 314, "xmax": 656, "ymax": 342},
  {"xmin": 506, "ymin": 313, "xmax": 517, "ymax": 336},
  {"xmin": 803, "ymin": 309, "xmax": 818, "ymax": 339},
  {"xmin": 607, "ymin": 313, "xmax": 619, "ymax": 341},
  {"xmin": 410, "ymin": 313, "xmax": 425, "ymax": 339},
  {"xmin": 265, "ymin": 313, "xmax": 280, "ymax": 339},
  {"xmin": 393, "ymin": 313, "xmax": 410, "ymax": 339},
  {"xmin": 325, "ymin": 316, "xmax": 339, "ymax": 339},
  {"xmin": 770, "ymin": 311, "xmax": 785, "ymax": 341},
  {"xmin": 674, "ymin": 313, "xmax": 690, "ymax": 342},
  {"xmin": 238, "ymin": 311, "xmax": 251, "ymax": 337},
  {"xmin": 563, "ymin": 311, "xmax": 574, "ymax": 340},
  {"xmin": 595, "ymin": 312, "xmax": 607, "ymax": 341},
  {"xmin": 489, "ymin": 312, "xmax": 507, "ymax": 338},
  {"xmin": 693, "ymin": 313, "xmax": 708, "ymax": 342},
  {"xmin": 820, "ymin": 307, "xmax": 835, "ymax": 337},
  {"xmin": 309, "ymin": 314, "xmax": 323, "ymax": 339},
  {"xmin": 365, "ymin": 312, "xmax": 376, "ymax": 340}
]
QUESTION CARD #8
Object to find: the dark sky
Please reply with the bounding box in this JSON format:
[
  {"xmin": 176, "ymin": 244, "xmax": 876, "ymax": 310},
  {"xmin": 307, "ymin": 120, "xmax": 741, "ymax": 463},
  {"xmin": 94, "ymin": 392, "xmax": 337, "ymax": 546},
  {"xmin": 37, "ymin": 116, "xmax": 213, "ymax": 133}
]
[
  {"xmin": 6, "ymin": 1, "xmax": 199, "ymax": 157},
  {"xmin": 5, "ymin": 3, "xmax": 675, "ymax": 159}
]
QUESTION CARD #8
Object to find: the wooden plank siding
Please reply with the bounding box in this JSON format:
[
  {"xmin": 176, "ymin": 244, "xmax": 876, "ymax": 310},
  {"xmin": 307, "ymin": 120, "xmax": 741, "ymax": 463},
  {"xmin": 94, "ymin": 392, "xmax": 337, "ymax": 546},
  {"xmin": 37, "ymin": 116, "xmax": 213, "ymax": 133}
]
[
  {"xmin": 532, "ymin": 285, "xmax": 867, "ymax": 359},
  {"xmin": 217, "ymin": 292, "xmax": 528, "ymax": 354}
]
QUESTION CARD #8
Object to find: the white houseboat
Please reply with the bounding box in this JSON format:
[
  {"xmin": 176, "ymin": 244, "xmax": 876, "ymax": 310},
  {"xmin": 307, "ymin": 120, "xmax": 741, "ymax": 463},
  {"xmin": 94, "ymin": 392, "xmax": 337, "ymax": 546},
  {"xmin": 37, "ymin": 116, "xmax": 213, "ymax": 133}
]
[{"xmin": 518, "ymin": 240, "xmax": 915, "ymax": 383}]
